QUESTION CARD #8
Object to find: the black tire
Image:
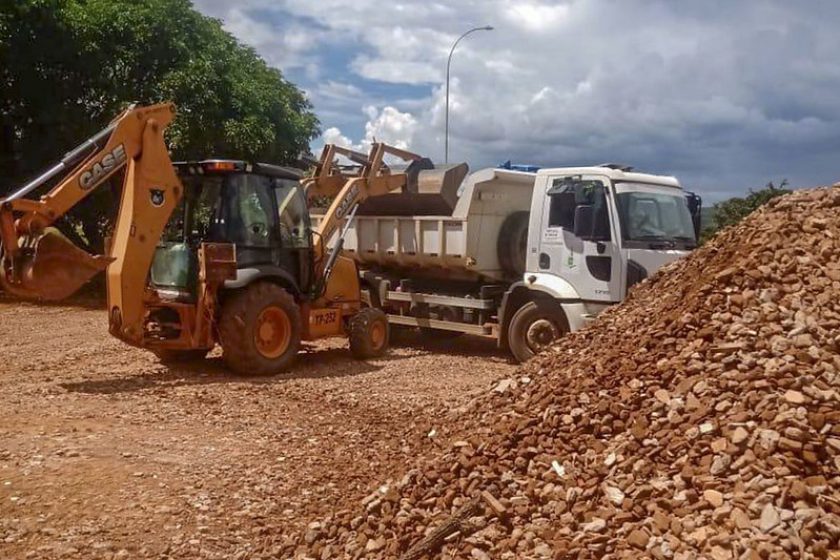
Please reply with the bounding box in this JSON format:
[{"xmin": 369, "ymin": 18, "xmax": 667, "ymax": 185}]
[
  {"xmin": 508, "ymin": 300, "xmax": 568, "ymax": 363},
  {"xmin": 349, "ymin": 307, "xmax": 390, "ymax": 359},
  {"xmin": 497, "ymin": 211, "xmax": 530, "ymax": 276},
  {"xmin": 413, "ymin": 304, "xmax": 464, "ymax": 340},
  {"xmin": 218, "ymin": 282, "xmax": 301, "ymax": 375},
  {"xmin": 153, "ymin": 349, "xmax": 209, "ymax": 364}
]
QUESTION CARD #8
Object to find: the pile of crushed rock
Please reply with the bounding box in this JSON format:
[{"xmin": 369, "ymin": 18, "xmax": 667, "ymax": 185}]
[{"xmin": 291, "ymin": 188, "xmax": 840, "ymax": 560}]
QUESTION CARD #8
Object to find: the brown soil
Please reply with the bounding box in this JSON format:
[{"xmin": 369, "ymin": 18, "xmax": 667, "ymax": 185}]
[{"xmin": 0, "ymin": 301, "xmax": 515, "ymax": 559}]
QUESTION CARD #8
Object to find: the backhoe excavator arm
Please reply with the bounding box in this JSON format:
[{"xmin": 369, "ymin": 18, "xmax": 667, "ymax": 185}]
[
  {"xmin": 1, "ymin": 104, "xmax": 177, "ymax": 244},
  {"xmin": 0, "ymin": 103, "xmax": 182, "ymax": 344}
]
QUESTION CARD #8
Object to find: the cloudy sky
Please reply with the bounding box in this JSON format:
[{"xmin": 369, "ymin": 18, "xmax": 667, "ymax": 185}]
[{"xmin": 193, "ymin": 0, "xmax": 840, "ymax": 201}]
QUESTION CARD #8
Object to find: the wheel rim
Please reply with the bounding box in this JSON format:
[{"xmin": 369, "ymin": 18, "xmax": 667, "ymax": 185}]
[
  {"xmin": 525, "ymin": 318, "xmax": 559, "ymax": 353},
  {"xmin": 254, "ymin": 306, "xmax": 292, "ymax": 359},
  {"xmin": 370, "ymin": 319, "xmax": 386, "ymax": 351}
]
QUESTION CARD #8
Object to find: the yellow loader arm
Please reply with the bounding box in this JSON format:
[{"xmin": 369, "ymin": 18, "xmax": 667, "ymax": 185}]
[
  {"xmin": 311, "ymin": 142, "xmax": 422, "ymax": 262},
  {"xmin": 300, "ymin": 143, "xmax": 371, "ymax": 201},
  {"xmin": 0, "ymin": 103, "xmax": 182, "ymax": 341}
]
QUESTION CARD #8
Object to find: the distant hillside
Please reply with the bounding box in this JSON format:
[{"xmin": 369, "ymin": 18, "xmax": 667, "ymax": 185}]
[{"xmin": 700, "ymin": 206, "xmax": 716, "ymax": 230}]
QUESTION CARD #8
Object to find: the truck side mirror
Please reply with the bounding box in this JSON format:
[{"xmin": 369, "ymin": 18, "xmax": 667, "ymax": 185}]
[
  {"xmin": 686, "ymin": 192, "xmax": 702, "ymax": 239},
  {"xmin": 573, "ymin": 205, "xmax": 594, "ymax": 239}
]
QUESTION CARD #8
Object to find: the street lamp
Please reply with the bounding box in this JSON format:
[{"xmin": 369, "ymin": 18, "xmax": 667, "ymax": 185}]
[{"xmin": 445, "ymin": 25, "xmax": 493, "ymax": 164}]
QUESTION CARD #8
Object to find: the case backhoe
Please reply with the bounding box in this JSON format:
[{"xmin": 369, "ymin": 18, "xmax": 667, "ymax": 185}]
[{"xmin": 0, "ymin": 103, "xmax": 422, "ymax": 374}]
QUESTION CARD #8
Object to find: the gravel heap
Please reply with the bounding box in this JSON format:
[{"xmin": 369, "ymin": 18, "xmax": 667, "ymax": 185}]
[{"xmin": 294, "ymin": 188, "xmax": 840, "ymax": 560}]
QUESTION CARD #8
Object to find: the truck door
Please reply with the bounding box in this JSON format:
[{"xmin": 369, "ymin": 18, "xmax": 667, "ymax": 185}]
[{"xmin": 536, "ymin": 175, "xmax": 623, "ymax": 302}]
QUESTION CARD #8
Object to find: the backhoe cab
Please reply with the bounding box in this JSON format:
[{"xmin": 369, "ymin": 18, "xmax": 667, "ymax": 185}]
[
  {"xmin": 0, "ymin": 103, "xmax": 417, "ymax": 375},
  {"xmin": 147, "ymin": 158, "xmax": 384, "ymax": 373}
]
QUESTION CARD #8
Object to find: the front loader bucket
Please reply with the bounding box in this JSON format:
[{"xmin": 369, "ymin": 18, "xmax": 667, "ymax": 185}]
[{"xmin": 0, "ymin": 230, "xmax": 112, "ymax": 301}]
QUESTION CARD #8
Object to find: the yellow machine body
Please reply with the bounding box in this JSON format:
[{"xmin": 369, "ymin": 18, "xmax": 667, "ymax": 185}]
[{"xmin": 0, "ymin": 106, "xmax": 423, "ymax": 373}]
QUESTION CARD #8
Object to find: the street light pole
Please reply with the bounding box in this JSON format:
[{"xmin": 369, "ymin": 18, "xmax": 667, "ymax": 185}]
[{"xmin": 445, "ymin": 25, "xmax": 493, "ymax": 164}]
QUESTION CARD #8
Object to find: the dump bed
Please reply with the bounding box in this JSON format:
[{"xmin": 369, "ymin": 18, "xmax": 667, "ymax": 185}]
[{"xmin": 334, "ymin": 168, "xmax": 537, "ymax": 282}]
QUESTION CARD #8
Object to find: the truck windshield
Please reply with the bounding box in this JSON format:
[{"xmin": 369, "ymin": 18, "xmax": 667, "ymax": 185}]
[{"xmin": 615, "ymin": 190, "xmax": 696, "ymax": 248}]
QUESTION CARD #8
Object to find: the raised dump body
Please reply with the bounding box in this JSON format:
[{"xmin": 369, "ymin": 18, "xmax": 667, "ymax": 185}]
[{"xmin": 341, "ymin": 167, "xmax": 537, "ymax": 282}]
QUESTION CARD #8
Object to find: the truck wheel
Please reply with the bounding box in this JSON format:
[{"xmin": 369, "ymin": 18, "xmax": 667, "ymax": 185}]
[
  {"xmin": 153, "ymin": 349, "xmax": 209, "ymax": 364},
  {"xmin": 349, "ymin": 308, "xmax": 389, "ymax": 359},
  {"xmin": 497, "ymin": 211, "xmax": 529, "ymax": 276},
  {"xmin": 219, "ymin": 282, "xmax": 301, "ymax": 375},
  {"xmin": 508, "ymin": 301, "xmax": 567, "ymax": 363}
]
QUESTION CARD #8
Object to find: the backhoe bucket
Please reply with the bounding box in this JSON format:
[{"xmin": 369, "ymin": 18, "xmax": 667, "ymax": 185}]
[{"xmin": 0, "ymin": 230, "xmax": 112, "ymax": 301}]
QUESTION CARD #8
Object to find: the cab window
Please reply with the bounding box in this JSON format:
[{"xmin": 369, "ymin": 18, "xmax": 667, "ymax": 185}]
[
  {"xmin": 225, "ymin": 175, "xmax": 277, "ymax": 248},
  {"xmin": 547, "ymin": 178, "xmax": 611, "ymax": 240},
  {"xmin": 274, "ymin": 179, "xmax": 311, "ymax": 248},
  {"xmin": 548, "ymin": 188, "xmax": 576, "ymax": 229},
  {"xmin": 160, "ymin": 176, "xmax": 223, "ymax": 243}
]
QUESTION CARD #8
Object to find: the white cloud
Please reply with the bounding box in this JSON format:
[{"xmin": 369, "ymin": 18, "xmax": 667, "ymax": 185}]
[
  {"xmin": 316, "ymin": 81, "xmax": 364, "ymax": 100},
  {"xmin": 348, "ymin": 26, "xmax": 454, "ymax": 84},
  {"xmin": 193, "ymin": 3, "xmax": 327, "ymax": 71},
  {"xmin": 351, "ymin": 57, "xmax": 441, "ymax": 85},
  {"xmin": 315, "ymin": 106, "xmax": 418, "ymax": 163},
  {"xmin": 504, "ymin": 2, "xmax": 570, "ymax": 32},
  {"xmin": 194, "ymin": 0, "xmax": 840, "ymax": 199},
  {"xmin": 322, "ymin": 127, "xmax": 356, "ymax": 150},
  {"xmin": 362, "ymin": 106, "xmax": 417, "ymax": 149}
]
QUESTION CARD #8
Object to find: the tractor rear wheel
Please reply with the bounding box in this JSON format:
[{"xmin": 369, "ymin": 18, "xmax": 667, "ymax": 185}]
[
  {"xmin": 349, "ymin": 307, "xmax": 389, "ymax": 359},
  {"xmin": 219, "ymin": 282, "xmax": 301, "ymax": 375}
]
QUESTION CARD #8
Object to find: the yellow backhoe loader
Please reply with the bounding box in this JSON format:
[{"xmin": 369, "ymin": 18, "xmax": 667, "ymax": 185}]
[{"xmin": 0, "ymin": 103, "xmax": 423, "ymax": 374}]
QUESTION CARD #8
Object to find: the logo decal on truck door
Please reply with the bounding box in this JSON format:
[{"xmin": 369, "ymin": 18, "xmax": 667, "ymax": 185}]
[{"xmin": 542, "ymin": 228, "xmax": 561, "ymax": 243}]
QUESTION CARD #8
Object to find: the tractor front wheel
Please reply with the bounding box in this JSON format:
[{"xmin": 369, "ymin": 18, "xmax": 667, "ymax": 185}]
[
  {"xmin": 219, "ymin": 282, "xmax": 301, "ymax": 375},
  {"xmin": 349, "ymin": 308, "xmax": 389, "ymax": 359}
]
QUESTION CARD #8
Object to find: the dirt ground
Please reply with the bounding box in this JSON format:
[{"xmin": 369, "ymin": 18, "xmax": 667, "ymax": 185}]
[{"xmin": 0, "ymin": 299, "xmax": 516, "ymax": 559}]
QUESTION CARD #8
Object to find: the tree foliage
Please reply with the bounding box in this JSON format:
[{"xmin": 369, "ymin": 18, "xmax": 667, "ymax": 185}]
[
  {"xmin": 1, "ymin": 0, "xmax": 319, "ymax": 249},
  {"xmin": 700, "ymin": 180, "xmax": 791, "ymax": 243}
]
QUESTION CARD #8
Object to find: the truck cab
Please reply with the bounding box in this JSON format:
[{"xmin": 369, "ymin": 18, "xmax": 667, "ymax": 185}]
[{"xmin": 525, "ymin": 167, "xmax": 696, "ymax": 324}]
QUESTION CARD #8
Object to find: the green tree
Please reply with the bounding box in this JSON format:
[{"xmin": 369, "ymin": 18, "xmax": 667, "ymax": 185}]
[
  {"xmin": 700, "ymin": 180, "xmax": 791, "ymax": 243},
  {"xmin": 1, "ymin": 0, "xmax": 319, "ymax": 250}
]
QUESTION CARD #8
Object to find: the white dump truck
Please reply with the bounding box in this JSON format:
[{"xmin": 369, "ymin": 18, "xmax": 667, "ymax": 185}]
[{"xmin": 317, "ymin": 162, "xmax": 701, "ymax": 362}]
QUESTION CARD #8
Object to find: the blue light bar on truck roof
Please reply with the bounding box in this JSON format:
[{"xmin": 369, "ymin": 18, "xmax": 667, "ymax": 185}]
[{"xmin": 498, "ymin": 160, "xmax": 541, "ymax": 173}]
